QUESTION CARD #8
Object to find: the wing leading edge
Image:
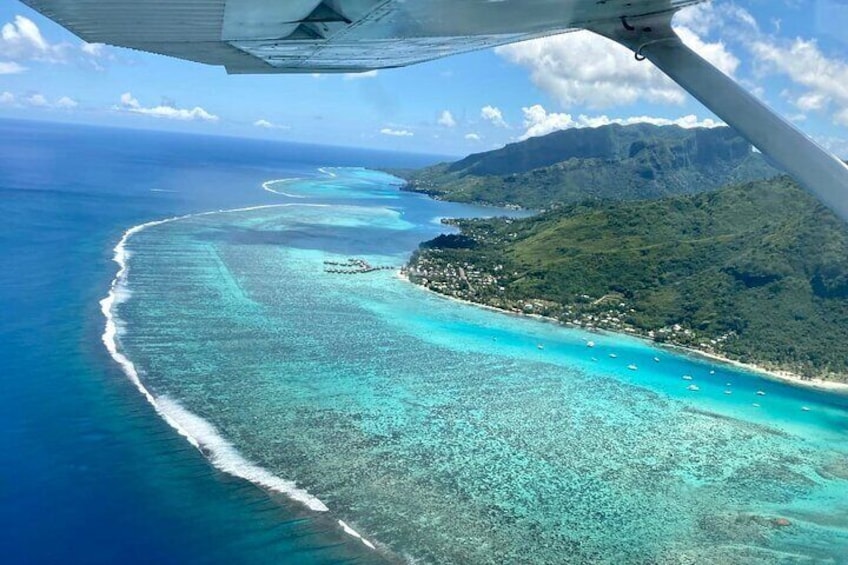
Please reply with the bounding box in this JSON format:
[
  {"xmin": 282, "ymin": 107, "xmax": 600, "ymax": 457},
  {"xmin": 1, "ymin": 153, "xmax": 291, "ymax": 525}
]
[{"xmin": 20, "ymin": 0, "xmax": 701, "ymax": 73}]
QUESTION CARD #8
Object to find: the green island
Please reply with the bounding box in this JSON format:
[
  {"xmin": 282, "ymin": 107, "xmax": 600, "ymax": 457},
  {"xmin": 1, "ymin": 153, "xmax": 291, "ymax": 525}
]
[
  {"xmin": 394, "ymin": 122, "xmax": 776, "ymax": 208},
  {"xmin": 395, "ymin": 124, "xmax": 848, "ymax": 382}
]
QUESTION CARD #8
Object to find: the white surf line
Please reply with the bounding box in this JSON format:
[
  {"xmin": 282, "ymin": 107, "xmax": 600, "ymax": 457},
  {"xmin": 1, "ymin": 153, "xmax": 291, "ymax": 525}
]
[
  {"xmin": 100, "ymin": 203, "xmax": 347, "ymax": 515},
  {"xmin": 264, "ymin": 167, "xmax": 379, "ymax": 197},
  {"xmin": 339, "ymin": 520, "xmax": 376, "ymax": 550},
  {"xmin": 261, "ymin": 178, "xmax": 308, "ymax": 198}
]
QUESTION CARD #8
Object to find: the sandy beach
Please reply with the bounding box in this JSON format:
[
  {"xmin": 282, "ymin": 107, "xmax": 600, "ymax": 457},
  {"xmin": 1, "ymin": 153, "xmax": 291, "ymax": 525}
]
[{"xmin": 397, "ymin": 270, "xmax": 848, "ymax": 395}]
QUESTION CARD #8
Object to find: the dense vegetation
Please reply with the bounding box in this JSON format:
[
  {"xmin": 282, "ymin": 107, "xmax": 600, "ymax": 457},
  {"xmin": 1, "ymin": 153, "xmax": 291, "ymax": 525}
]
[
  {"xmin": 395, "ymin": 124, "xmax": 777, "ymax": 209},
  {"xmin": 407, "ymin": 177, "xmax": 848, "ymax": 381}
]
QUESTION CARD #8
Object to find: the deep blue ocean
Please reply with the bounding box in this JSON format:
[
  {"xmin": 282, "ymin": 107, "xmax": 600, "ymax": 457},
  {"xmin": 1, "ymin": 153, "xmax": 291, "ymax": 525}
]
[
  {"xmin": 3, "ymin": 119, "xmax": 848, "ymax": 564},
  {"xmin": 0, "ymin": 119, "xmax": 447, "ymax": 563}
]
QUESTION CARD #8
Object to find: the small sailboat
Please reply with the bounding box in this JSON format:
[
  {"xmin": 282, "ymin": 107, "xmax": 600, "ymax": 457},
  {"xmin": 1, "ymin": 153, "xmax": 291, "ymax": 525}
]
[
  {"xmin": 653, "ymin": 357, "xmax": 660, "ymax": 363},
  {"xmin": 537, "ymin": 343, "xmax": 544, "ymax": 350},
  {"xmin": 756, "ymin": 390, "xmax": 766, "ymax": 396},
  {"xmin": 587, "ymin": 340, "xmax": 595, "ymax": 348}
]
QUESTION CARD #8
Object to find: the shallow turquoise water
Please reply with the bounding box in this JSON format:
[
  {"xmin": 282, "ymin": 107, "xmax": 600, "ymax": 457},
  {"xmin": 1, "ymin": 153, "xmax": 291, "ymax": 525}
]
[{"xmin": 116, "ymin": 169, "xmax": 848, "ymax": 563}]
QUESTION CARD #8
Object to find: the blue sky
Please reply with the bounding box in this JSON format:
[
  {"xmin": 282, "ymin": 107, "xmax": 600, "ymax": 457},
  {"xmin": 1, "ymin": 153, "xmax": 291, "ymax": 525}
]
[{"xmin": 1, "ymin": 0, "xmax": 848, "ymax": 157}]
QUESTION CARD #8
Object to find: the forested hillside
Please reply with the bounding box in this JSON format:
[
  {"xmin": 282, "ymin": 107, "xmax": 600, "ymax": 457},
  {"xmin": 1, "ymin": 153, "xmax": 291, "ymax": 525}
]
[
  {"xmin": 407, "ymin": 177, "xmax": 848, "ymax": 380},
  {"xmin": 396, "ymin": 123, "xmax": 777, "ymax": 209}
]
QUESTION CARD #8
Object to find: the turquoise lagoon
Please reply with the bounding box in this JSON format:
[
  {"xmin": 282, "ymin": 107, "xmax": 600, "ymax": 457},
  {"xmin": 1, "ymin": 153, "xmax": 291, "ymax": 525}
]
[{"xmin": 111, "ymin": 168, "xmax": 848, "ymax": 563}]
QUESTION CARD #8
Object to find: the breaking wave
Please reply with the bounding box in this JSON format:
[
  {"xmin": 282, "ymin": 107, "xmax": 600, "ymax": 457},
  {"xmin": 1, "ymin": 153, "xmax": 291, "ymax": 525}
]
[{"xmin": 99, "ymin": 200, "xmax": 378, "ymax": 550}]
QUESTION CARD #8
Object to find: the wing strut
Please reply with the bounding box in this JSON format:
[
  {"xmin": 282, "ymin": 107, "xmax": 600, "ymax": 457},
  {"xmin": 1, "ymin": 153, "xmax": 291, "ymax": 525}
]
[{"xmin": 591, "ymin": 14, "xmax": 848, "ymax": 222}]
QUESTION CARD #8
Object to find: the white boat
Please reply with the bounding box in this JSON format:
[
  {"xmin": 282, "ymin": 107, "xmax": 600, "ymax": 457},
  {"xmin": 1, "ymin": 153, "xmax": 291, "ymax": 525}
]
[
  {"xmin": 756, "ymin": 390, "xmax": 766, "ymax": 396},
  {"xmin": 753, "ymin": 403, "xmax": 761, "ymax": 408},
  {"xmin": 587, "ymin": 341, "xmax": 595, "ymax": 348},
  {"xmin": 724, "ymin": 390, "xmax": 732, "ymax": 395},
  {"xmin": 628, "ymin": 364, "xmax": 638, "ymax": 371},
  {"xmin": 609, "ymin": 353, "xmax": 617, "ymax": 358},
  {"xmin": 653, "ymin": 357, "xmax": 660, "ymax": 363},
  {"xmin": 537, "ymin": 344, "xmax": 544, "ymax": 350},
  {"xmin": 687, "ymin": 384, "xmax": 700, "ymax": 391},
  {"xmin": 801, "ymin": 406, "xmax": 810, "ymax": 412},
  {"xmin": 682, "ymin": 375, "xmax": 693, "ymax": 381}
]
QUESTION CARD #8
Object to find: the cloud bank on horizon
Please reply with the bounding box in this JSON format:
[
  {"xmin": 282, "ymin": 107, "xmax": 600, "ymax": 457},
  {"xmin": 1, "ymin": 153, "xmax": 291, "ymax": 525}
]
[{"xmin": 0, "ymin": 1, "xmax": 847, "ymax": 156}]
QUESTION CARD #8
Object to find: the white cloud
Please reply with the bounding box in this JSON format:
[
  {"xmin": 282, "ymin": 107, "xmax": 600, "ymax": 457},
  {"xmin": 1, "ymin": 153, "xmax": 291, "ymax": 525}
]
[
  {"xmin": 673, "ymin": 3, "xmax": 757, "ymax": 38},
  {"xmin": 254, "ymin": 118, "xmax": 290, "ymax": 130},
  {"xmin": 480, "ymin": 105, "xmax": 508, "ymax": 128},
  {"xmin": 343, "ymin": 70, "xmax": 378, "ymax": 80},
  {"xmin": 0, "ymin": 61, "xmax": 25, "ymax": 74},
  {"xmin": 1, "ymin": 15, "xmax": 66, "ymax": 63},
  {"xmin": 120, "ymin": 92, "xmax": 140, "ymax": 109},
  {"xmin": 520, "ymin": 105, "xmax": 577, "ymax": 139},
  {"xmin": 116, "ymin": 92, "xmax": 219, "ymax": 122},
  {"xmin": 2, "ymin": 16, "xmax": 48, "ymax": 51},
  {"xmin": 25, "ymin": 93, "xmax": 48, "ymax": 107},
  {"xmin": 836, "ymin": 109, "xmax": 848, "ymax": 129},
  {"xmin": 518, "ymin": 104, "xmax": 723, "ymax": 140},
  {"xmin": 465, "ymin": 133, "xmax": 481, "ymax": 141},
  {"xmin": 0, "ymin": 91, "xmax": 80, "ymax": 110},
  {"xmin": 580, "ymin": 113, "xmax": 723, "ymax": 130},
  {"xmin": 56, "ymin": 96, "xmax": 78, "ymax": 109},
  {"xmin": 674, "ymin": 3, "xmax": 848, "ymax": 129},
  {"xmin": 496, "ymin": 31, "xmax": 685, "ymax": 109},
  {"xmin": 675, "ymin": 26, "xmax": 739, "ymax": 77},
  {"xmin": 494, "ymin": 6, "xmax": 739, "ymax": 109},
  {"xmin": 0, "ymin": 15, "xmax": 112, "ymax": 69},
  {"xmin": 437, "ymin": 110, "xmax": 456, "ymax": 128},
  {"xmin": 796, "ymin": 92, "xmax": 827, "ymax": 112},
  {"xmin": 819, "ymin": 136, "xmax": 848, "ymax": 159},
  {"xmin": 750, "ymin": 37, "xmax": 848, "ymax": 127},
  {"xmin": 380, "ymin": 127, "xmax": 413, "ymax": 137},
  {"xmin": 80, "ymin": 42, "xmax": 105, "ymax": 57}
]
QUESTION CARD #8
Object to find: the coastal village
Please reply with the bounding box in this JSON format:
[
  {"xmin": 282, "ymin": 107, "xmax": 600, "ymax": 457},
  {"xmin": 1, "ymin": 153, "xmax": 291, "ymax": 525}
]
[
  {"xmin": 330, "ymin": 252, "xmax": 737, "ymax": 368},
  {"xmin": 404, "ymin": 233, "xmax": 743, "ymax": 369}
]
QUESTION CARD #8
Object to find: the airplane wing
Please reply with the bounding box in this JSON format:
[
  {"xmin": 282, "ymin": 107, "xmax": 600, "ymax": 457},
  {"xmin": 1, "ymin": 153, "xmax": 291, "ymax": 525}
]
[
  {"xmin": 19, "ymin": 0, "xmax": 701, "ymax": 74},
  {"xmin": 20, "ymin": 0, "xmax": 848, "ymax": 222}
]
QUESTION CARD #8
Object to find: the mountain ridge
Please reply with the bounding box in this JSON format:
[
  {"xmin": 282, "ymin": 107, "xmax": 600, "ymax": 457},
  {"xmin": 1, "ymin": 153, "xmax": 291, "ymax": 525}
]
[{"xmin": 395, "ymin": 123, "xmax": 779, "ymax": 209}]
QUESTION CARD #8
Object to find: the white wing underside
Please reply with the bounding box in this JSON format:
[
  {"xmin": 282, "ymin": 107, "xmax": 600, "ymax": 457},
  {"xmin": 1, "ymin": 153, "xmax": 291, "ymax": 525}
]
[
  {"xmin": 20, "ymin": 0, "xmax": 701, "ymax": 73},
  {"xmin": 20, "ymin": 0, "xmax": 848, "ymax": 221}
]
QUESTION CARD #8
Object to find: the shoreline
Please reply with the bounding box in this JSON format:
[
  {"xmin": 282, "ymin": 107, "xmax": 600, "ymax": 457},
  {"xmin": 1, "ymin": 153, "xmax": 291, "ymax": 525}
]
[{"xmin": 396, "ymin": 271, "xmax": 848, "ymax": 394}]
